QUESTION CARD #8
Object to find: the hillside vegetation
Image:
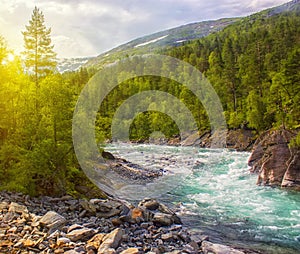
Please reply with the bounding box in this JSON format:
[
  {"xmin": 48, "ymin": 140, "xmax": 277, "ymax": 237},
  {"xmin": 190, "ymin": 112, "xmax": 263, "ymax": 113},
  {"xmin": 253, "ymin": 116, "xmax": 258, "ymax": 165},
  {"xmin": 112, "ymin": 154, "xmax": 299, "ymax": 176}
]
[{"xmin": 95, "ymin": 4, "xmax": 300, "ymax": 141}]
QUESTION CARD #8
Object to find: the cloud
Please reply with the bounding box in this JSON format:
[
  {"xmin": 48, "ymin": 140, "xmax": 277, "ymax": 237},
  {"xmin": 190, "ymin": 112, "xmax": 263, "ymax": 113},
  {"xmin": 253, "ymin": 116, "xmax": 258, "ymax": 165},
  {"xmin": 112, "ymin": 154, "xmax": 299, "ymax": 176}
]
[{"xmin": 0, "ymin": 0, "xmax": 289, "ymax": 58}]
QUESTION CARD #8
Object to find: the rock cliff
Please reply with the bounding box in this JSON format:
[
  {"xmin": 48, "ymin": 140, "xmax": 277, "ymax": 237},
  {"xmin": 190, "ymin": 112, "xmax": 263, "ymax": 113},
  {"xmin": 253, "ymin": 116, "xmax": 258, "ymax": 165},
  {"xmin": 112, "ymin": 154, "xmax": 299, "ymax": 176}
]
[{"xmin": 248, "ymin": 129, "xmax": 300, "ymax": 190}]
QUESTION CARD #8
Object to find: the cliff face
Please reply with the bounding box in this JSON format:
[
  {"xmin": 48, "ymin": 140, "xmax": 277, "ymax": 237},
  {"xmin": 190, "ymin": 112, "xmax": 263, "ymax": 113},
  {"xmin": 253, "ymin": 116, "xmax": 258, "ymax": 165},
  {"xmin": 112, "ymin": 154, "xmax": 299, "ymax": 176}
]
[
  {"xmin": 282, "ymin": 149, "xmax": 300, "ymax": 190},
  {"xmin": 248, "ymin": 129, "xmax": 300, "ymax": 190}
]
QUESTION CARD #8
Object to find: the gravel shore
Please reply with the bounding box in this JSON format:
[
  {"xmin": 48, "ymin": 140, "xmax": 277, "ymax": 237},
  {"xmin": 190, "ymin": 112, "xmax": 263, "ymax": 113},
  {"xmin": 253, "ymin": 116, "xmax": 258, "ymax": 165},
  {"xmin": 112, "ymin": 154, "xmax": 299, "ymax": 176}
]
[{"xmin": 0, "ymin": 191, "xmax": 259, "ymax": 254}]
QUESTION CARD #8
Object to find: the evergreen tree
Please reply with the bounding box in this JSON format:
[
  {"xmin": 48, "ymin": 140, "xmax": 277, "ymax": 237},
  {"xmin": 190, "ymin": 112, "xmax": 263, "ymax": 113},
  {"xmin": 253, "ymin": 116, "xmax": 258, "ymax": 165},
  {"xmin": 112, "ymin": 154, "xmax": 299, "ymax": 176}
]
[{"xmin": 22, "ymin": 7, "xmax": 57, "ymax": 88}]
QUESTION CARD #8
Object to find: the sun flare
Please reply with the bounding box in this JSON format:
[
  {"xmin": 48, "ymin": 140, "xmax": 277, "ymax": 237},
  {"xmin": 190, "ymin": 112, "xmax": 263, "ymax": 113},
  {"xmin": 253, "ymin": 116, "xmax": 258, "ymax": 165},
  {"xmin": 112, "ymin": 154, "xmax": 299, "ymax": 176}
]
[{"xmin": 7, "ymin": 53, "xmax": 15, "ymax": 62}]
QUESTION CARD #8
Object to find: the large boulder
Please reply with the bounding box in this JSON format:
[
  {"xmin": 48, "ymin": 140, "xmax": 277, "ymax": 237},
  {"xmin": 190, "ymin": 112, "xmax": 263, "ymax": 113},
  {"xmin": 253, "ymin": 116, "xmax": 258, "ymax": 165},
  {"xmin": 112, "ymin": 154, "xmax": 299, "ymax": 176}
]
[{"xmin": 248, "ymin": 129, "xmax": 299, "ymax": 189}]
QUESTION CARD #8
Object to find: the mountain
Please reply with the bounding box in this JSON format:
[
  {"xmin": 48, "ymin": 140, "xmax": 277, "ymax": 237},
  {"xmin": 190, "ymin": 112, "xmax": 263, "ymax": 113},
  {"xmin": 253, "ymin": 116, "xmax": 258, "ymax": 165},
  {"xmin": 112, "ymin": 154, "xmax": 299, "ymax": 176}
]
[{"xmin": 84, "ymin": 18, "xmax": 239, "ymax": 69}]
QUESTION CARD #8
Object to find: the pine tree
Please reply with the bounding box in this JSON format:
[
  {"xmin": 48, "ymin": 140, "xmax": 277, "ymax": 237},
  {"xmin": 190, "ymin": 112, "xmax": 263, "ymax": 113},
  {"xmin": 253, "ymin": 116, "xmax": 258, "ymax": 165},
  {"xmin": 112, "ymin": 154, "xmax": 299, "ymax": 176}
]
[{"xmin": 22, "ymin": 7, "xmax": 57, "ymax": 88}]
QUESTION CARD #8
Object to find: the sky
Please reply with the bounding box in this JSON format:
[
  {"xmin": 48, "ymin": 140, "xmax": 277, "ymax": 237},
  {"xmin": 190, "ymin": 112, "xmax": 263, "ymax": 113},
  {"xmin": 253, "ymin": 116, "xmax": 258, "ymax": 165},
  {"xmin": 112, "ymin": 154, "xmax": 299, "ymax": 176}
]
[{"xmin": 0, "ymin": 0, "xmax": 289, "ymax": 58}]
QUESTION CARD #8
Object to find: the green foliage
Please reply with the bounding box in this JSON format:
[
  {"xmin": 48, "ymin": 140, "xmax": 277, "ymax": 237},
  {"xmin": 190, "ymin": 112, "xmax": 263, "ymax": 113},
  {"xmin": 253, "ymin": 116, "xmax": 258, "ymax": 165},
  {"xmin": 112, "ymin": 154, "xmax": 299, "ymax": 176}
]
[{"xmin": 289, "ymin": 133, "xmax": 300, "ymax": 148}]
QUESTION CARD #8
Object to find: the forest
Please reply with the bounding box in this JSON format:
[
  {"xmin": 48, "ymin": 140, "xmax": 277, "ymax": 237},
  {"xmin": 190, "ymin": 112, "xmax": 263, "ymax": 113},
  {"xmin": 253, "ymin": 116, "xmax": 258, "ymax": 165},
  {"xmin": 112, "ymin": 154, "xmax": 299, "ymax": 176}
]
[{"xmin": 0, "ymin": 7, "xmax": 299, "ymax": 196}]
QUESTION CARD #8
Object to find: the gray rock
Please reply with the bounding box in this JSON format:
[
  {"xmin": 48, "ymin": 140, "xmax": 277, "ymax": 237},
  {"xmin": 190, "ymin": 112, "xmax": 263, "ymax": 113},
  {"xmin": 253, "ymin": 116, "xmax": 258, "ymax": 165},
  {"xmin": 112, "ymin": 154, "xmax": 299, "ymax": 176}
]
[
  {"xmin": 66, "ymin": 227, "xmax": 96, "ymax": 242},
  {"xmin": 161, "ymin": 232, "xmax": 175, "ymax": 241},
  {"xmin": 152, "ymin": 213, "xmax": 173, "ymax": 226},
  {"xmin": 98, "ymin": 228, "xmax": 124, "ymax": 254},
  {"xmin": 80, "ymin": 200, "xmax": 97, "ymax": 214},
  {"xmin": 68, "ymin": 224, "xmax": 83, "ymax": 233},
  {"xmin": 57, "ymin": 237, "xmax": 71, "ymax": 245},
  {"xmin": 201, "ymin": 241, "xmax": 245, "ymax": 254},
  {"xmin": 39, "ymin": 211, "xmax": 66, "ymax": 230},
  {"xmin": 138, "ymin": 198, "xmax": 159, "ymax": 210},
  {"xmin": 0, "ymin": 201, "xmax": 9, "ymax": 211}
]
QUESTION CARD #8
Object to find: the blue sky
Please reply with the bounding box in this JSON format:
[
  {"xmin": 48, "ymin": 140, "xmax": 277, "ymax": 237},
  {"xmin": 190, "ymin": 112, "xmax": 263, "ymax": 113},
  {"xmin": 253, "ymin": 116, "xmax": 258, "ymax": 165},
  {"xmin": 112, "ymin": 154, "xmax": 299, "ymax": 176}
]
[{"xmin": 0, "ymin": 0, "xmax": 289, "ymax": 58}]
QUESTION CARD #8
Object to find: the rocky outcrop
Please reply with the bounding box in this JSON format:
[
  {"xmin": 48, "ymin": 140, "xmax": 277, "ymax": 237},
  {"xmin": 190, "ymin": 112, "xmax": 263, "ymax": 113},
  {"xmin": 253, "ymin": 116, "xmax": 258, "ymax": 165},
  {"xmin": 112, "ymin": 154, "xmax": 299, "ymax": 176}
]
[
  {"xmin": 248, "ymin": 129, "xmax": 300, "ymax": 190},
  {"xmin": 180, "ymin": 130, "xmax": 256, "ymax": 151}
]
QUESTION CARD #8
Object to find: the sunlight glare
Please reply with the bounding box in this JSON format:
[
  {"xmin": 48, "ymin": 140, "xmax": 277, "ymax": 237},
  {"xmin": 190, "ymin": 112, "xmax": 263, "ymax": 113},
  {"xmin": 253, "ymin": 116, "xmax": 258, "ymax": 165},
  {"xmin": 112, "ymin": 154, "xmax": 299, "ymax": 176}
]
[{"xmin": 7, "ymin": 53, "xmax": 14, "ymax": 62}]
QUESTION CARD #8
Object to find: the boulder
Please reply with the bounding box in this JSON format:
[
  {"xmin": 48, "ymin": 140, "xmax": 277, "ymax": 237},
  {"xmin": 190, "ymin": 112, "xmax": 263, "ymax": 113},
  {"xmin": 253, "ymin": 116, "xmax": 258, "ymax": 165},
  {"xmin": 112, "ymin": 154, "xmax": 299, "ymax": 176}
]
[{"xmin": 201, "ymin": 241, "xmax": 245, "ymax": 254}]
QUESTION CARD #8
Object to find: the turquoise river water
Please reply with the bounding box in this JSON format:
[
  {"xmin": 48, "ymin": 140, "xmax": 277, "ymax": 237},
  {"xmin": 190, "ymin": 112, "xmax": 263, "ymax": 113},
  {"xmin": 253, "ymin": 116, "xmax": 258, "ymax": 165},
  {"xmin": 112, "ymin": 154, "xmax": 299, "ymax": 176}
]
[{"xmin": 106, "ymin": 143, "xmax": 300, "ymax": 253}]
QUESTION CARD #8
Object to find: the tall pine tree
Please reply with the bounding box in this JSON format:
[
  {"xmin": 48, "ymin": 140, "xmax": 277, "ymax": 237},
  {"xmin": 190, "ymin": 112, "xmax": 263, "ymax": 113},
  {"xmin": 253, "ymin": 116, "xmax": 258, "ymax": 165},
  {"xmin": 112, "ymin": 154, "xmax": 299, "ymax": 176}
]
[{"xmin": 22, "ymin": 7, "xmax": 57, "ymax": 88}]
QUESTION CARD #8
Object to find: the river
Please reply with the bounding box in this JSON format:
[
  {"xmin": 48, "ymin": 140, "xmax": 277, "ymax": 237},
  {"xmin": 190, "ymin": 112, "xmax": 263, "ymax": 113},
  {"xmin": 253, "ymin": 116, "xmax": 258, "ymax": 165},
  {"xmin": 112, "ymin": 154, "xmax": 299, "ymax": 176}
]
[{"xmin": 105, "ymin": 143, "xmax": 300, "ymax": 253}]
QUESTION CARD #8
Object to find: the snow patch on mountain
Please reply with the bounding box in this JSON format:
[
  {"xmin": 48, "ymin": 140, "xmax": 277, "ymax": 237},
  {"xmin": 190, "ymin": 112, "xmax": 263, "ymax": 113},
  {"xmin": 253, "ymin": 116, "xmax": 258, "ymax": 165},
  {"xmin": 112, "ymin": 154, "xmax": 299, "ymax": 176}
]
[{"xmin": 134, "ymin": 35, "xmax": 169, "ymax": 48}]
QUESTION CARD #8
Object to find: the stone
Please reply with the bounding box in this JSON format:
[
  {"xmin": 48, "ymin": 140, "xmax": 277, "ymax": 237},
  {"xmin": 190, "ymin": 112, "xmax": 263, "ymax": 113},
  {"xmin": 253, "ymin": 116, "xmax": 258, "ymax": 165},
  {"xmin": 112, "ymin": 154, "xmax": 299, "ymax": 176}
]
[
  {"xmin": 97, "ymin": 208, "xmax": 121, "ymax": 219},
  {"xmin": 201, "ymin": 241, "xmax": 245, "ymax": 254},
  {"xmin": 66, "ymin": 228, "xmax": 96, "ymax": 242},
  {"xmin": 131, "ymin": 208, "xmax": 143, "ymax": 220},
  {"xmin": 68, "ymin": 224, "xmax": 83, "ymax": 233},
  {"xmin": 161, "ymin": 232, "xmax": 174, "ymax": 241},
  {"xmin": 152, "ymin": 213, "xmax": 173, "ymax": 226},
  {"xmin": 102, "ymin": 151, "xmax": 115, "ymax": 160},
  {"xmin": 111, "ymin": 217, "xmax": 123, "ymax": 226},
  {"xmin": 138, "ymin": 198, "xmax": 159, "ymax": 210},
  {"xmin": 87, "ymin": 233, "xmax": 106, "ymax": 250},
  {"xmin": 57, "ymin": 237, "xmax": 71, "ymax": 246},
  {"xmin": 80, "ymin": 200, "xmax": 97, "ymax": 214},
  {"xmin": 39, "ymin": 211, "xmax": 66, "ymax": 230},
  {"xmin": 8, "ymin": 202, "xmax": 28, "ymax": 215},
  {"xmin": 120, "ymin": 248, "xmax": 140, "ymax": 254},
  {"xmin": 64, "ymin": 250, "xmax": 80, "ymax": 254},
  {"xmin": 98, "ymin": 228, "xmax": 124, "ymax": 254},
  {"xmin": 0, "ymin": 201, "xmax": 9, "ymax": 211}
]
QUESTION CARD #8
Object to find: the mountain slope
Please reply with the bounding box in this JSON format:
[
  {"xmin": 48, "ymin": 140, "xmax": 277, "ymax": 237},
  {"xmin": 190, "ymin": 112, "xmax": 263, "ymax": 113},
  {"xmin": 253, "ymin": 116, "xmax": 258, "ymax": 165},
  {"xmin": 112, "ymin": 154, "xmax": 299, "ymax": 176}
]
[
  {"xmin": 84, "ymin": 18, "xmax": 238, "ymax": 69},
  {"xmin": 84, "ymin": 0, "xmax": 299, "ymax": 70}
]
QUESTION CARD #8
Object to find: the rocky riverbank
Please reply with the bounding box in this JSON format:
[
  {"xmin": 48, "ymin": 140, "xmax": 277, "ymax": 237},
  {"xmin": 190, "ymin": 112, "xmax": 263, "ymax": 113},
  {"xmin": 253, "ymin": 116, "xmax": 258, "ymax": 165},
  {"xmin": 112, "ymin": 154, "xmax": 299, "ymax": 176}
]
[
  {"xmin": 132, "ymin": 130, "xmax": 256, "ymax": 152},
  {"xmin": 0, "ymin": 191, "xmax": 258, "ymax": 254},
  {"xmin": 102, "ymin": 151, "xmax": 166, "ymax": 183}
]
